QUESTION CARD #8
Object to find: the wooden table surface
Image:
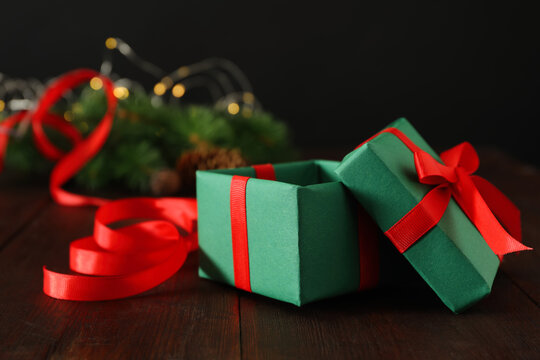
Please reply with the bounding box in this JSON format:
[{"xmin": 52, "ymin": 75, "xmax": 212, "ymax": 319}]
[{"xmin": 1, "ymin": 148, "xmax": 539, "ymax": 359}]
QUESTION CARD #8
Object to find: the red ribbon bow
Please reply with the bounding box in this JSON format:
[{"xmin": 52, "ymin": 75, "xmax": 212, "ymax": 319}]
[{"xmin": 370, "ymin": 128, "xmax": 531, "ymax": 256}]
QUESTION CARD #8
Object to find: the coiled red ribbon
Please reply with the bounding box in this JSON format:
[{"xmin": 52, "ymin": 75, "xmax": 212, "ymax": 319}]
[
  {"xmin": 43, "ymin": 197, "xmax": 197, "ymax": 300},
  {"xmin": 1, "ymin": 69, "xmax": 198, "ymax": 300},
  {"xmin": 359, "ymin": 128, "xmax": 531, "ymax": 257}
]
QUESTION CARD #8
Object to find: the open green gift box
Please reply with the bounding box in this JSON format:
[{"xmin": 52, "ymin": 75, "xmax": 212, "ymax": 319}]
[
  {"xmin": 197, "ymin": 118, "xmax": 528, "ymax": 312},
  {"xmin": 197, "ymin": 160, "xmax": 383, "ymax": 306}
]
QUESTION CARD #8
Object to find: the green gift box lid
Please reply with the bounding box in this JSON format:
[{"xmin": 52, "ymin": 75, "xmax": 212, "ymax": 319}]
[
  {"xmin": 197, "ymin": 160, "xmax": 373, "ymax": 306},
  {"xmin": 335, "ymin": 118, "xmax": 500, "ymax": 313}
]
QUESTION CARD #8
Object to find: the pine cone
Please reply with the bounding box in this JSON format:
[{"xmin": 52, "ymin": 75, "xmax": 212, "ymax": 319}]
[
  {"xmin": 176, "ymin": 146, "xmax": 248, "ymax": 193},
  {"xmin": 150, "ymin": 169, "xmax": 181, "ymax": 196}
]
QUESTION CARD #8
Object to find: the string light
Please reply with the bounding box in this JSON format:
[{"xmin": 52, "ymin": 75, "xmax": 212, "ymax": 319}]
[
  {"xmin": 161, "ymin": 77, "xmax": 173, "ymax": 88},
  {"xmin": 99, "ymin": 38, "xmax": 259, "ymax": 113},
  {"xmin": 227, "ymin": 102, "xmax": 240, "ymax": 115},
  {"xmin": 102, "ymin": 38, "xmax": 165, "ymax": 79},
  {"xmin": 64, "ymin": 110, "xmax": 73, "ymax": 122},
  {"xmin": 172, "ymin": 84, "xmax": 186, "ymax": 98},
  {"xmin": 153, "ymin": 82, "xmax": 166, "ymax": 96},
  {"xmin": 89, "ymin": 77, "xmax": 103, "ymax": 90},
  {"xmin": 167, "ymin": 58, "xmax": 253, "ymax": 95},
  {"xmin": 105, "ymin": 37, "xmax": 117, "ymax": 50},
  {"xmin": 113, "ymin": 86, "xmax": 129, "ymax": 99},
  {"xmin": 0, "ymin": 37, "xmax": 261, "ymax": 131},
  {"xmin": 72, "ymin": 103, "xmax": 83, "ymax": 114},
  {"xmin": 242, "ymin": 92, "xmax": 255, "ymax": 104},
  {"xmin": 178, "ymin": 66, "xmax": 190, "ymax": 77}
]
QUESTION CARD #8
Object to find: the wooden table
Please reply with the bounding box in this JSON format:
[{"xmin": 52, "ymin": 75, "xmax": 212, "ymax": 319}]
[{"xmin": 1, "ymin": 148, "xmax": 539, "ymax": 359}]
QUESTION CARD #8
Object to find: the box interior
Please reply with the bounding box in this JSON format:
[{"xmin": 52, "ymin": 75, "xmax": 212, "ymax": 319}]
[
  {"xmin": 211, "ymin": 160, "xmax": 341, "ymax": 186},
  {"xmin": 197, "ymin": 159, "xmax": 355, "ymax": 306}
]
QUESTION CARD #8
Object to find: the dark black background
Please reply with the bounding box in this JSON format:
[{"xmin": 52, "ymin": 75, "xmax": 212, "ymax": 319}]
[{"xmin": 2, "ymin": 1, "xmax": 539, "ymax": 164}]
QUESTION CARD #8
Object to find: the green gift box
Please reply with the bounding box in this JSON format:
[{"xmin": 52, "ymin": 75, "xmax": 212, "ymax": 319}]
[
  {"xmin": 197, "ymin": 160, "xmax": 383, "ymax": 306},
  {"xmin": 335, "ymin": 118, "xmax": 503, "ymax": 313}
]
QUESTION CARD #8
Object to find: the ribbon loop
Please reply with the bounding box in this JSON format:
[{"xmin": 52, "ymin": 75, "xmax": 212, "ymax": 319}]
[
  {"xmin": 32, "ymin": 69, "xmax": 116, "ymax": 163},
  {"xmin": 43, "ymin": 197, "xmax": 198, "ymax": 301},
  {"xmin": 440, "ymin": 142, "xmax": 479, "ymax": 174},
  {"xmin": 1, "ymin": 69, "xmax": 202, "ymax": 301},
  {"xmin": 0, "ymin": 68, "xmax": 118, "ymax": 207},
  {"xmin": 376, "ymin": 128, "xmax": 531, "ymax": 257},
  {"xmin": 414, "ymin": 150, "xmax": 457, "ymax": 185}
]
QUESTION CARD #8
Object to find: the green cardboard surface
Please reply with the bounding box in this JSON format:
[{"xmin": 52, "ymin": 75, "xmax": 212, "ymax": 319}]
[
  {"xmin": 246, "ymin": 179, "xmax": 301, "ymax": 302},
  {"xmin": 197, "ymin": 160, "xmax": 362, "ymax": 305},
  {"xmin": 298, "ymin": 181, "xmax": 359, "ymax": 303},
  {"xmin": 335, "ymin": 118, "xmax": 500, "ymax": 313}
]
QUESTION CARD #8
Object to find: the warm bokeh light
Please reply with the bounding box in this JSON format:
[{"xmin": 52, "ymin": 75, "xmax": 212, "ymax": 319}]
[
  {"xmin": 105, "ymin": 37, "xmax": 117, "ymax": 49},
  {"xmin": 73, "ymin": 103, "xmax": 83, "ymax": 114},
  {"xmin": 161, "ymin": 77, "xmax": 173, "ymax": 88},
  {"xmin": 242, "ymin": 92, "xmax": 255, "ymax": 104},
  {"xmin": 89, "ymin": 77, "xmax": 103, "ymax": 90},
  {"xmin": 64, "ymin": 110, "xmax": 73, "ymax": 122},
  {"xmin": 172, "ymin": 84, "xmax": 186, "ymax": 98},
  {"xmin": 113, "ymin": 86, "xmax": 129, "ymax": 99},
  {"xmin": 0, "ymin": 100, "xmax": 5, "ymax": 112},
  {"xmin": 227, "ymin": 102, "xmax": 240, "ymax": 115},
  {"xmin": 177, "ymin": 66, "xmax": 190, "ymax": 77},
  {"xmin": 153, "ymin": 82, "xmax": 166, "ymax": 96}
]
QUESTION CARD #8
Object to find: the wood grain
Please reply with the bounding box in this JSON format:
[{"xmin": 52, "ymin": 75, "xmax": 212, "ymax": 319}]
[
  {"xmin": 0, "ymin": 172, "xmax": 50, "ymax": 249},
  {"xmin": 239, "ymin": 274, "xmax": 540, "ymax": 360},
  {"xmin": 476, "ymin": 148, "xmax": 540, "ymax": 304},
  {"xmin": 0, "ymin": 201, "xmax": 241, "ymax": 359},
  {"xmin": 239, "ymin": 148, "xmax": 540, "ymax": 360},
  {"xmin": 0, "ymin": 203, "xmax": 95, "ymax": 359},
  {"xmin": 0, "ymin": 148, "xmax": 538, "ymax": 359},
  {"xmin": 46, "ymin": 253, "xmax": 241, "ymax": 360}
]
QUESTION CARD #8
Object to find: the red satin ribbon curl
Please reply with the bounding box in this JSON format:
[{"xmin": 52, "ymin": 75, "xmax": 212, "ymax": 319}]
[
  {"xmin": 1, "ymin": 69, "xmax": 199, "ymax": 300},
  {"xmin": 43, "ymin": 197, "xmax": 198, "ymax": 301},
  {"xmin": 0, "ymin": 111, "xmax": 82, "ymax": 171},
  {"xmin": 360, "ymin": 128, "xmax": 531, "ymax": 257},
  {"xmin": 1, "ymin": 69, "xmax": 117, "ymax": 206}
]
